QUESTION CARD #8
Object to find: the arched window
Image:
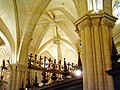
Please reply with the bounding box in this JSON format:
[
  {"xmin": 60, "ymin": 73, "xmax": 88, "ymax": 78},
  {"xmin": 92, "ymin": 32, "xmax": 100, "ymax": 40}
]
[{"xmin": 87, "ymin": 0, "xmax": 103, "ymax": 13}]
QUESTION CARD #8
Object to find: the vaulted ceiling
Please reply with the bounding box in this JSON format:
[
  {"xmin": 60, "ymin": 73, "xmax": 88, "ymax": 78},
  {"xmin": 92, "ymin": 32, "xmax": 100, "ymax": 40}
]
[
  {"xmin": 0, "ymin": 0, "xmax": 81, "ymax": 64},
  {"xmin": 0, "ymin": 0, "xmax": 120, "ymax": 64}
]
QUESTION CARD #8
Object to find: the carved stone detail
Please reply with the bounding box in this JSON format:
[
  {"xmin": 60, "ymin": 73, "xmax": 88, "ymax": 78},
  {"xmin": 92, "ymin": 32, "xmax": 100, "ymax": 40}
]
[{"xmin": 92, "ymin": 18, "xmax": 100, "ymax": 26}]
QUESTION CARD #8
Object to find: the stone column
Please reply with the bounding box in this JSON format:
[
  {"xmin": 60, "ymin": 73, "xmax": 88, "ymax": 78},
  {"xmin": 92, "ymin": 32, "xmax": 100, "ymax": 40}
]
[
  {"xmin": 75, "ymin": 13, "xmax": 117, "ymax": 90},
  {"xmin": 57, "ymin": 40, "xmax": 62, "ymax": 61},
  {"xmin": 16, "ymin": 64, "xmax": 27, "ymax": 90},
  {"xmin": 7, "ymin": 64, "xmax": 17, "ymax": 90}
]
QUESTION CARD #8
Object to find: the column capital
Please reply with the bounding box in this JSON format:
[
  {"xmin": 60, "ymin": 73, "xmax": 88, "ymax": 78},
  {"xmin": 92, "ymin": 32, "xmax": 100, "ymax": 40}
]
[
  {"xmin": 92, "ymin": 18, "xmax": 100, "ymax": 26},
  {"xmin": 74, "ymin": 14, "xmax": 90, "ymax": 27},
  {"xmin": 74, "ymin": 12, "xmax": 117, "ymax": 28},
  {"xmin": 101, "ymin": 17, "xmax": 116, "ymax": 29},
  {"xmin": 74, "ymin": 15, "xmax": 91, "ymax": 32}
]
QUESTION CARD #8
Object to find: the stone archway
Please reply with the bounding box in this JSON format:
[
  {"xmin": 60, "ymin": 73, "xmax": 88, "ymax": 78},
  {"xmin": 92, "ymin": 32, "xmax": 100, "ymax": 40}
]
[
  {"xmin": 18, "ymin": 0, "xmax": 52, "ymax": 64},
  {"xmin": 15, "ymin": 1, "xmax": 52, "ymax": 90},
  {"xmin": 0, "ymin": 18, "xmax": 15, "ymax": 90},
  {"xmin": 0, "ymin": 18, "xmax": 15, "ymax": 64}
]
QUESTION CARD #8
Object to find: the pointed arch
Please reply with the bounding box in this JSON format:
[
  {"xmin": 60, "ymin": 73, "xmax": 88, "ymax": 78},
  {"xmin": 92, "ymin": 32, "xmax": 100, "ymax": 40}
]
[
  {"xmin": 0, "ymin": 18, "xmax": 15, "ymax": 63},
  {"xmin": 18, "ymin": 0, "xmax": 52, "ymax": 64}
]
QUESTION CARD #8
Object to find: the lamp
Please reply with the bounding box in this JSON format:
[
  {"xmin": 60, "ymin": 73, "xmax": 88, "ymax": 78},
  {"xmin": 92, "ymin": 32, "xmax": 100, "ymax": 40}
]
[{"xmin": 74, "ymin": 52, "xmax": 82, "ymax": 77}]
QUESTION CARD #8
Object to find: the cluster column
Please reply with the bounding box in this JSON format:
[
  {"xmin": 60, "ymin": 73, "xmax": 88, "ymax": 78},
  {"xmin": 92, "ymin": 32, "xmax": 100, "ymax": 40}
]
[{"xmin": 75, "ymin": 13, "xmax": 117, "ymax": 90}]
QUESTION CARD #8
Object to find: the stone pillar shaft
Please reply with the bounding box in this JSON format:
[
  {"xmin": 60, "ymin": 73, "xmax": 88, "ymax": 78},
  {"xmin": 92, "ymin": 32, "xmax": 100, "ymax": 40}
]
[
  {"xmin": 101, "ymin": 18, "xmax": 114, "ymax": 90},
  {"xmin": 85, "ymin": 19, "xmax": 95, "ymax": 90},
  {"xmin": 75, "ymin": 13, "xmax": 117, "ymax": 90},
  {"xmin": 57, "ymin": 40, "xmax": 62, "ymax": 61},
  {"xmin": 16, "ymin": 64, "xmax": 27, "ymax": 90},
  {"xmin": 80, "ymin": 25, "xmax": 88, "ymax": 90}
]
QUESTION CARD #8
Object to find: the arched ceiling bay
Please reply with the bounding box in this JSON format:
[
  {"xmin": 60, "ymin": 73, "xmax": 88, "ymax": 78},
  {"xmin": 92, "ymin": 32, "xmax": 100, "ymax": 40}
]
[
  {"xmin": 0, "ymin": 0, "xmax": 16, "ymax": 41},
  {"xmin": 45, "ymin": 0, "xmax": 78, "ymax": 21},
  {"xmin": 0, "ymin": 0, "xmax": 80, "ymax": 64},
  {"xmin": 28, "ymin": 0, "xmax": 80, "ymax": 63},
  {"xmin": 1, "ymin": 0, "xmax": 120, "ymax": 63},
  {"xmin": 16, "ymin": 0, "xmax": 39, "ymax": 40}
]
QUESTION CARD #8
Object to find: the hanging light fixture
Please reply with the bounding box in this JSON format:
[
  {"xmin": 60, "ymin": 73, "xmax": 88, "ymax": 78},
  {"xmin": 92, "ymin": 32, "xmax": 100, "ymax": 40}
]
[{"xmin": 19, "ymin": 52, "xmax": 83, "ymax": 89}]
